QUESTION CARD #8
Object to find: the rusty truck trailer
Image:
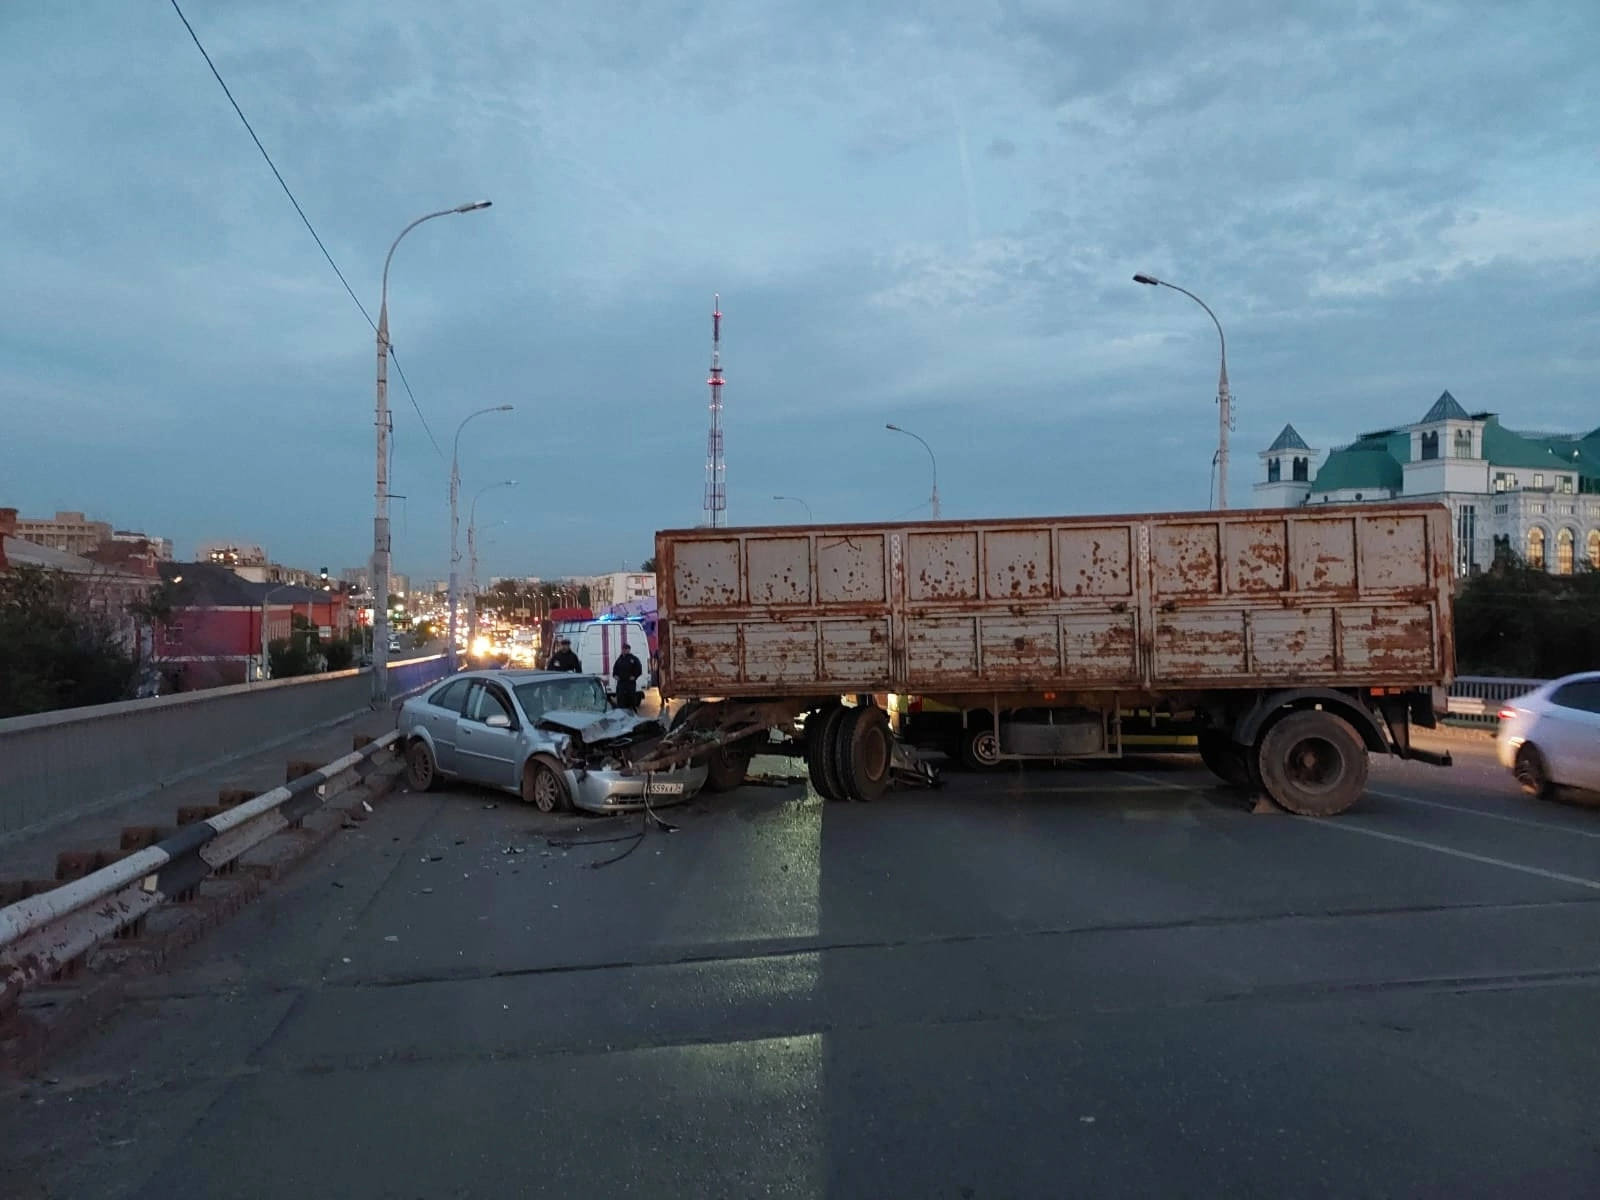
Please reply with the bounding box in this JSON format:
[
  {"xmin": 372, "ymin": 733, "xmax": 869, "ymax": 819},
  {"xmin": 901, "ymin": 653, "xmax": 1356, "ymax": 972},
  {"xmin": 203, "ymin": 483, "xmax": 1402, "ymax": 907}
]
[{"xmin": 648, "ymin": 502, "xmax": 1455, "ymax": 815}]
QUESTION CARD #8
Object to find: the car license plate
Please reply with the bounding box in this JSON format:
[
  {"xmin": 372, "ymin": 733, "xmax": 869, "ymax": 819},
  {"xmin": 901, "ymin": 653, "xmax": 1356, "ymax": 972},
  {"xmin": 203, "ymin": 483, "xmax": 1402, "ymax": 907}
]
[{"xmin": 648, "ymin": 781, "xmax": 684, "ymax": 795}]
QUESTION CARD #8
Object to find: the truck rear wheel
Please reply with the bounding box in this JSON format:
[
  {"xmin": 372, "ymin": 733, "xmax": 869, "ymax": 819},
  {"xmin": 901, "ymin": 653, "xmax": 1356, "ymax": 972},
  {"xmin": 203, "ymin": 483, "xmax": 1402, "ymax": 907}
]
[
  {"xmin": 842, "ymin": 706, "xmax": 893, "ymax": 802},
  {"xmin": 1198, "ymin": 732, "xmax": 1250, "ymax": 789},
  {"xmin": 1258, "ymin": 710, "xmax": 1368, "ymax": 816},
  {"xmin": 806, "ymin": 704, "xmax": 847, "ymax": 800}
]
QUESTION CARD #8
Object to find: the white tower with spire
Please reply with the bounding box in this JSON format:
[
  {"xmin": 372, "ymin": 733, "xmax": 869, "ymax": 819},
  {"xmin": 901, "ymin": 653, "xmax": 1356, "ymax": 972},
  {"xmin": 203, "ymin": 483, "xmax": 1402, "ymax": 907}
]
[{"xmin": 1255, "ymin": 424, "xmax": 1318, "ymax": 508}]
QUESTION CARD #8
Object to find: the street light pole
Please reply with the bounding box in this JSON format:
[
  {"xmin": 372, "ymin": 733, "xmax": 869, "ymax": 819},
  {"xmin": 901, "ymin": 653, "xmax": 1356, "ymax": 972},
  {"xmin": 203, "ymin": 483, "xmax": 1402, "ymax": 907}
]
[
  {"xmin": 448, "ymin": 404, "xmax": 513, "ymax": 672},
  {"xmin": 885, "ymin": 424, "xmax": 941, "ymax": 519},
  {"xmin": 466, "ymin": 480, "xmax": 516, "ymax": 649},
  {"xmin": 1132, "ymin": 273, "xmax": 1231, "ymax": 508},
  {"xmin": 372, "ymin": 199, "xmax": 492, "ymax": 703},
  {"xmin": 772, "ymin": 494, "xmax": 813, "ymax": 522}
]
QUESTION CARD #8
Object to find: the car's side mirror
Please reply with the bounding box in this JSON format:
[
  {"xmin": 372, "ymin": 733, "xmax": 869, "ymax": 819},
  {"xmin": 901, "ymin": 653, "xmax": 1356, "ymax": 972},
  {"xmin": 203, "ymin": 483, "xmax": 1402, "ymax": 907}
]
[{"xmin": 484, "ymin": 713, "xmax": 513, "ymax": 729}]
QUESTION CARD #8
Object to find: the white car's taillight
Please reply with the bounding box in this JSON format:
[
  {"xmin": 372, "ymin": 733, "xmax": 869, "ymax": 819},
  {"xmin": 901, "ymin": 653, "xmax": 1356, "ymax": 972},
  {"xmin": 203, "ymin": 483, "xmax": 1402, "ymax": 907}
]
[{"xmin": 1498, "ymin": 706, "xmax": 1516, "ymax": 721}]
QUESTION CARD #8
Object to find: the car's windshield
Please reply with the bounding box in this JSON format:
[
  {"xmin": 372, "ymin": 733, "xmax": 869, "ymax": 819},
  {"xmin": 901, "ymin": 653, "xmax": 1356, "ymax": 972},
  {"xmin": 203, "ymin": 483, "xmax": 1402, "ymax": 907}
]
[{"xmin": 513, "ymin": 676, "xmax": 609, "ymax": 721}]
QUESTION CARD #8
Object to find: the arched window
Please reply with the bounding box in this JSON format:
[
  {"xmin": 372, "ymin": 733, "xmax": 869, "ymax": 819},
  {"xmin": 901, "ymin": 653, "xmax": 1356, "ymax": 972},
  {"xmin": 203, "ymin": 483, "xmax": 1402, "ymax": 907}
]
[
  {"xmin": 1556, "ymin": 529, "xmax": 1575, "ymax": 575},
  {"xmin": 1454, "ymin": 428, "xmax": 1473, "ymax": 458},
  {"xmin": 1589, "ymin": 530, "xmax": 1600, "ymax": 569},
  {"xmin": 1527, "ymin": 527, "xmax": 1546, "ymax": 569},
  {"xmin": 1267, "ymin": 458, "xmax": 1281, "ymax": 483}
]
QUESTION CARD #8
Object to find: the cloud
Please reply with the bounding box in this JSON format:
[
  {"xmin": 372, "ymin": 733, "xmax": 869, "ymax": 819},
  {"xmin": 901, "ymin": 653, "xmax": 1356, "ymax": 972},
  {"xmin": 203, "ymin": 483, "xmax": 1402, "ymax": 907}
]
[{"xmin": 0, "ymin": 0, "xmax": 1596, "ymax": 577}]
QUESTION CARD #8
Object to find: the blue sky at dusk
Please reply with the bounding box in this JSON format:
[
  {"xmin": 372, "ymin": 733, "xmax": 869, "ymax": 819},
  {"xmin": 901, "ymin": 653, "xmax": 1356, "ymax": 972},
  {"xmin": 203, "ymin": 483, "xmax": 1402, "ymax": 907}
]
[{"xmin": 2, "ymin": 0, "xmax": 1596, "ymax": 580}]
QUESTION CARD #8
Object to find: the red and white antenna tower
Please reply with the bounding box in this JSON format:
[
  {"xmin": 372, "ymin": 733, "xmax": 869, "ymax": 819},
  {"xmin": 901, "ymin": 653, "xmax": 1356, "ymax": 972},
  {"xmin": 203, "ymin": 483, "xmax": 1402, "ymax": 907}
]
[{"xmin": 702, "ymin": 293, "xmax": 727, "ymax": 527}]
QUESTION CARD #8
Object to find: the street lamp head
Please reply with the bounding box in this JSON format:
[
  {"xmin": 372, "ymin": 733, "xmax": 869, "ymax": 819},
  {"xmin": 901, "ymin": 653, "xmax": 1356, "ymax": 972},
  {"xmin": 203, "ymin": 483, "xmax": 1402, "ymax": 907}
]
[
  {"xmin": 496, "ymin": 404, "xmax": 513, "ymax": 412},
  {"xmin": 885, "ymin": 423, "xmax": 902, "ymax": 432},
  {"xmin": 1132, "ymin": 274, "xmax": 1160, "ymax": 286},
  {"xmin": 455, "ymin": 200, "xmax": 493, "ymax": 213}
]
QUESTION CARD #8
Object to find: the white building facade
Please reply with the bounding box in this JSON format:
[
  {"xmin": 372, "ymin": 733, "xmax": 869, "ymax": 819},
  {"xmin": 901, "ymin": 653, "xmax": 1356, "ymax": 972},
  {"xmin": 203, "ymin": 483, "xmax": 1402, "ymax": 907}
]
[
  {"xmin": 1252, "ymin": 391, "xmax": 1600, "ymax": 577},
  {"xmin": 586, "ymin": 571, "xmax": 656, "ymax": 608}
]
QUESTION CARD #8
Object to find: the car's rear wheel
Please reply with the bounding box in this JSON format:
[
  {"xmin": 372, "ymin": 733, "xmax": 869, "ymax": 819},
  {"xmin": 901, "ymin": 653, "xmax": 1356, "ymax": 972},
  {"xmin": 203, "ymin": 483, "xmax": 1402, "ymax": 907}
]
[
  {"xmin": 1514, "ymin": 743, "xmax": 1554, "ymax": 800},
  {"xmin": 523, "ymin": 760, "xmax": 570, "ymax": 813},
  {"xmin": 405, "ymin": 740, "xmax": 438, "ymax": 792}
]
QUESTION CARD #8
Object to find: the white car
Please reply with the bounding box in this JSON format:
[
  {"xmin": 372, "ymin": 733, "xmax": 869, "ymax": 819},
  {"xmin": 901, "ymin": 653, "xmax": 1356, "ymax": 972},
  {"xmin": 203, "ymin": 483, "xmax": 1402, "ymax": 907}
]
[{"xmin": 1496, "ymin": 671, "xmax": 1600, "ymax": 798}]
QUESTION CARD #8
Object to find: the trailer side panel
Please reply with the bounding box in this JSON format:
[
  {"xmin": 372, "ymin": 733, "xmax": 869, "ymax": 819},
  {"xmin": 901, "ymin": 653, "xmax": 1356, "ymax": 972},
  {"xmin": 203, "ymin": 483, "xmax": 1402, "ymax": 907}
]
[{"xmin": 657, "ymin": 503, "xmax": 1453, "ymax": 698}]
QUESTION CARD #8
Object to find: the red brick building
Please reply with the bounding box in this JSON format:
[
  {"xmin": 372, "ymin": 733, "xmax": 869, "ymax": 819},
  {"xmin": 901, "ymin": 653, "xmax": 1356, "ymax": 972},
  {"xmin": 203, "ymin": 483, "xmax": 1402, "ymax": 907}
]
[{"xmin": 154, "ymin": 563, "xmax": 353, "ymax": 690}]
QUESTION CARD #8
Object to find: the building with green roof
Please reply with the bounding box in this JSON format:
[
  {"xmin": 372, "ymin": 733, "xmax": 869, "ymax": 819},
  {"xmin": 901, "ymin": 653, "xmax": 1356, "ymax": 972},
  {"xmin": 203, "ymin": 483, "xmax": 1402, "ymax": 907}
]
[{"xmin": 1251, "ymin": 391, "xmax": 1600, "ymax": 577}]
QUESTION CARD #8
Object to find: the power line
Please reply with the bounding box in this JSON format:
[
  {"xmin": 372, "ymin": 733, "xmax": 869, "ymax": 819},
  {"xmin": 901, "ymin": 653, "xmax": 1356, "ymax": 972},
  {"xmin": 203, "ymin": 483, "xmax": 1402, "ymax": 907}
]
[{"xmin": 167, "ymin": 0, "xmax": 444, "ymax": 460}]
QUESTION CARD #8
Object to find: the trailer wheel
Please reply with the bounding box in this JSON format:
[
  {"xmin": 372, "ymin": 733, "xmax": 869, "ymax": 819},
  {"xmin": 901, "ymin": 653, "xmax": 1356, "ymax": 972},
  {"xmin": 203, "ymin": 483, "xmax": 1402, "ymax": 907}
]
[
  {"xmin": 842, "ymin": 705, "xmax": 893, "ymax": 802},
  {"xmin": 806, "ymin": 704, "xmax": 847, "ymax": 800},
  {"xmin": 1198, "ymin": 732, "xmax": 1250, "ymax": 789},
  {"xmin": 1258, "ymin": 710, "xmax": 1368, "ymax": 816},
  {"xmin": 824, "ymin": 707, "xmax": 860, "ymax": 801},
  {"xmin": 959, "ymin": 717, "xmax": 1003, "ymax": 771},
  {"xmin": 703, "ymin": 745, "xmax": 753, "ymax": 793}
]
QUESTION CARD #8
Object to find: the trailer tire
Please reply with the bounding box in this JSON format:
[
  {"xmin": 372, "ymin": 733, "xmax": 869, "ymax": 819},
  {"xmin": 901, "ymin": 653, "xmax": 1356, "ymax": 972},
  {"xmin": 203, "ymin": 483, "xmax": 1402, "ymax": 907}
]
[
  {"xmin": 806, "ymin": 704, "xmax": 847, "ymax": 800},
  {"xmin": 824, "ymin": 707, "xmax": 859, "ymax": 802},
  {"xmin": 1198, "ymin": 732, "xmax": 1250, "ymax": 789},
  {"xmin": 1258, "ymin": 710, "xmax": 1368, "ymax": 816},
  {"xmin": 959, "ymin": 717, "xmax": 1003, "ymax": 771},
  {"xmin": 842, "ymin": 705, "xmax": 893, "ymax": 802},
  {"xmin": 703, "ymin": 745, "xmax": 753, "ymax": 793}
]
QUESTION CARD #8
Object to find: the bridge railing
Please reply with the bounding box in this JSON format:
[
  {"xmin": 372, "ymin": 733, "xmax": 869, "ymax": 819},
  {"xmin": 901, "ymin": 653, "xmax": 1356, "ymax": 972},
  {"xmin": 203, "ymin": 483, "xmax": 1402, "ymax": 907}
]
[
  {"xmin": 0, "ymin": 655, "xmax": 451, "ymax": 842},
  {"xmin": 1444, "ymin": 676, "xmax": 1549, "ymax": 724}
]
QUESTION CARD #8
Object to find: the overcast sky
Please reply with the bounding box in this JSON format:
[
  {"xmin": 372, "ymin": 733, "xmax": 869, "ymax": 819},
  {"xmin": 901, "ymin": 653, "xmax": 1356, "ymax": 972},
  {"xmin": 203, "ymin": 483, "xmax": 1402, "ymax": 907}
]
[{"xmin": 3, "ymin": 1, "xmax": 1596, "ymax": 580}]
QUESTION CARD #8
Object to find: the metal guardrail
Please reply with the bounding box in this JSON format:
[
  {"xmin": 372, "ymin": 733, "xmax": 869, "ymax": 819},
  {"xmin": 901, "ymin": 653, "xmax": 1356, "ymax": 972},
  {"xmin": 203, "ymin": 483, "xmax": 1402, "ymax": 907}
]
[
  {"xmin": 1445, "ymin": 676, "xmax": 1549, "ymax": 724},
  {"xmin": 388, "ymin": 654, "xmax": 453, "ymax": 703},
  {"xmin": 0, "ymin": 730, "xmax": 400, "ymax": 1013}
]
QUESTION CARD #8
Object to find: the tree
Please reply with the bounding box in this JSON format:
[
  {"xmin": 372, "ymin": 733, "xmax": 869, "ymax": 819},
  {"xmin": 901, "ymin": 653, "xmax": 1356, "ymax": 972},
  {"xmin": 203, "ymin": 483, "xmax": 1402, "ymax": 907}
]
[
  {"xmin": 640, "ymin": 556, "xmax": 658, "ymax": 574},
  {"xmin": 577, "ymin": 584, "xmax": 591, "ymax": 607},
  {"xmin": 1453, "ymin": 557, "xmax": 1600, "ymax": 678},
  {"xmin": 0, "ymin": 565, "xmax": 138, "ymax": 718},
  {"xmin": 268, "ymin": 614, "xmax": 326, "ymax": 679}
]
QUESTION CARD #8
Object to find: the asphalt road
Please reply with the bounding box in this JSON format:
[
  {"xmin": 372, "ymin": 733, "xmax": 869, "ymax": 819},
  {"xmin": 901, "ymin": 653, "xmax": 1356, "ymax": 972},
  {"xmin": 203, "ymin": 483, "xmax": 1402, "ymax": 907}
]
[{"xmin": 6, "ymin": 732, "xmax": 1600, "ymax": 1199}]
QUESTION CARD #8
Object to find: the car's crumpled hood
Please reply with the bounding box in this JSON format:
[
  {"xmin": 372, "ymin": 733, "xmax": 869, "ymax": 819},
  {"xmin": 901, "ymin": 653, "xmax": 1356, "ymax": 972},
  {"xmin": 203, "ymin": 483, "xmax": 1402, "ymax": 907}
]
[{"xmin": 534, "ymin": 709, "xmax": 663, "ymax": 744}]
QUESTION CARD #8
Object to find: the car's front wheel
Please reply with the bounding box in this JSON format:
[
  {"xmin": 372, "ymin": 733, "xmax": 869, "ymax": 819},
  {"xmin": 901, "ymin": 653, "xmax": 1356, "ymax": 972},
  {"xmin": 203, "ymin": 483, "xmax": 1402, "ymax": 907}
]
[
  {"xmin": 523, "ymin": 760, "xmax": 571, "ymax": 813},
  {"xmin": 405, "ymin": 740, "xmax": 438, "ymax": 792}
]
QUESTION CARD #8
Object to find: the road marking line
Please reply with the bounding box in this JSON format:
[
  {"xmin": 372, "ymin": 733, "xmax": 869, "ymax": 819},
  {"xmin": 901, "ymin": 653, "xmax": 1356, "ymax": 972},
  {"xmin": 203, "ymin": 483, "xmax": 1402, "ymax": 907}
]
[
  {"xmin": 1300, "ymin": 818, "xmax": 1600, "ymax": 891},
  {"xmin": 1370, "ymin": 788, "xmax": 1600, "ymax": 840}
]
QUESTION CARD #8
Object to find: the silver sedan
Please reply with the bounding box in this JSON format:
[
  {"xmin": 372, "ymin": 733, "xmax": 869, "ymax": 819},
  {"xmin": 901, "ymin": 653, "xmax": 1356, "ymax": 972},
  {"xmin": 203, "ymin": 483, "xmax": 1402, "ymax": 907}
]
[{"xmin": 398, "ymin": 669, "xmax": 707, "ymax": 813}]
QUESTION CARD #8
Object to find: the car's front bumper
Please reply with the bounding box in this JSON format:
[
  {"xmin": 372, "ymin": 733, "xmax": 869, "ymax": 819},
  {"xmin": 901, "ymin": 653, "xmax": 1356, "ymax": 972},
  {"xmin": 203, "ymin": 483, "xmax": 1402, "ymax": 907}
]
[{"xmin": 566, "ymin": 764, "xmax": 709, "ymax": 813}]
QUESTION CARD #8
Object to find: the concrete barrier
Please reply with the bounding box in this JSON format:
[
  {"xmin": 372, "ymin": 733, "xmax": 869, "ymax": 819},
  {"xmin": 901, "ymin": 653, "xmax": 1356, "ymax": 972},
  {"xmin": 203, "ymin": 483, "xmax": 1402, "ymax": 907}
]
[{"xmin": 0, "ymin": 656, "xmax": 449, "ymax": 842}]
